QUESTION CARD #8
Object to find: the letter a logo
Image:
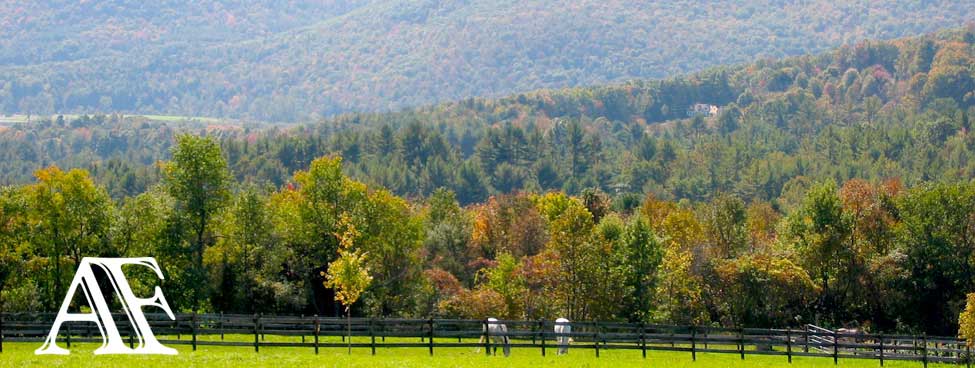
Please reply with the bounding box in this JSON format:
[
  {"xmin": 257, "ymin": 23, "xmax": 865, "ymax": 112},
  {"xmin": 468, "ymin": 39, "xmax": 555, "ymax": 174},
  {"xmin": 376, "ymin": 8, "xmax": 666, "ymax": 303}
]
[{"xmin": 36, "ymin": 257, "xmax": 177, "ymax": 355}]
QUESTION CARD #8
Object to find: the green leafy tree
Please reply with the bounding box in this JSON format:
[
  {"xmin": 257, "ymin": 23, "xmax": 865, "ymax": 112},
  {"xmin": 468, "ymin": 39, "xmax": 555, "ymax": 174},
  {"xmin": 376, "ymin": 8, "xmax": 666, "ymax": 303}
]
[
  {"xmin": 164, "ymin": 134, "xmax": 232, "ymax": 310},
  {"xmin": 24, "ymin": 166, "xmax": 115, "ymax": 309},
  {"xmin": 0, "ymin": 187, "xmax": 29, "ymax": 312},
  {"xmin": 422, "ymin": 189, "xmax": 473, "ymax": 284},
  {"xmin": 356, "ymin": 188, "xmax": 424, "ymax": 316},
  {"xmin": 455, "ymin": 161, "xmax": 490, "ymax": 205},
  {"xmin": 545, "ymin": 201, "xmax": 628, "ymax": 320},
  {"xmin": 709, "ymin": 254, "xmax": 820, "ymax": 327},
  {"xmin": 115, "ymin": 188, "xmax": 173, "ymax": 257},
  {"xmin": 482, "ymin": 252, "xmax": 528, "ymax": 319},
  {"xmin": 208, "ymin": 186, "xmax": 275, "ymax": 312},
  {"xmin": 704, "ymin": 193, "xmax": 748, "ymax": 259},
  {"xmin": 785, "ymin": 180, "xmax": 852, "ymax": 323},
  {"xmin": 897, "ymin": 183, "xmax": 975, "ymax": 335},
  {"xmin": 545, "ymin": 201, "xmax": 593, "ymax": 319},
  {"xmin": 113, "ymin": 188, "xmax": 177, "ymax": 299},
  {"xmin": 620, "ymin": 217, "xmax": 664, "ymax": 322},
  {"xmin": 285, "ymin": 156, "xmax": 423, "ymax": 316}
]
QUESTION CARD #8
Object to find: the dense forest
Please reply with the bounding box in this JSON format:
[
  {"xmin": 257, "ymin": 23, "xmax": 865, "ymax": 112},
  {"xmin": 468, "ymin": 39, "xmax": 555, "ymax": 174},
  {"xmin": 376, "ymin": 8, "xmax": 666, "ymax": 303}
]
[
  {"xmin": 3, "ymin": 28, "xmax": 975, "ymax": 205},
  {"xmin": 2, "ymin": 29, "xmax": 975, "ymax": 337},
  {"xmin": 2, "ymin": 0, "xmax": 974, "ymax": 120}
]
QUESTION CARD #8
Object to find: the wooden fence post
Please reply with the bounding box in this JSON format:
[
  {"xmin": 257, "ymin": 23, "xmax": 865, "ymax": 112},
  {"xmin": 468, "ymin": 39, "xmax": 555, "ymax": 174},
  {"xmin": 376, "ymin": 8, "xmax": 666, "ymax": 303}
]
[
  {"xmin": 540, "ymin": 320, "xmax": 546, "ymax": 357},
  {"xmin": 531, "ymin": 320, "xmax": 536, "ymax": 345},
  {"xmin": 670, "ymin": 326, "xmax": 675, "ymax": 348},
  {"xmin": 804, "ymin": 329, "xmax": 809, "ymax": 353},
  {"xmin": 1, "ymin": 313, "xmax": 4, "ymax": 353},
  {"xmin": 738, "ymin": 327, "xmax": 745, "ymax": 360},
  {"xmin": 691, "ymin": 326, "xmax": 697, "ymax": 361},
  {"xmin": 879, "ymin": 334, "xmax": 884, "ymax": 366},
  {"xmin": 253, "ymin": 314, "xmax": 260, "ymax": 353},
  {"xmin": 428, "ymin": 318, "xmax": 434, "ymax": 356},
  {"xmin": 128, "ymin": 319, "xmax": 134, "ymax": 349},
  {"xmin": 483, "ymin": 319, "xmax": 491, "ymax": 356},
  {"xmin": 832, "ymin": 330, "xmax": 838, "ymax": 365},
  {"xmin": 191, "ymin": 311, "xmax": 197, "ymax": 351},
  {"xmin": 640, "ymin": 323, "xmax": 646, "ymax": 359},
  {"xmin": 922, "ymin": 333, "xmax": 928, "ymax": 368},
  {"xmin": 314, "ymin": 315, "xmax": 320, "ymax": 355},
  {"xmin": 704, "ymin": 326, "xmax": 709, "ymax": 349},
  {"xmin": 370, "ymin": 318, "xmax": 376, "ymax": 356},
  {"xmin": 220, "ymin": 312, "xmax": 224, "ymax": 341},
  {"xmin": 594, "ymin": 322, "xmax": 600, "ymax": 358},
  {"xmin": 966, "ymin": 341, "xmax": 971, "ymax": 368},
  {"xmin": 786, "ymin": 329, "xmax": 792, "ymax": 364},
  {"xmin": 66, "ymin": 323, "xmax": 71, "ymax": 348}
]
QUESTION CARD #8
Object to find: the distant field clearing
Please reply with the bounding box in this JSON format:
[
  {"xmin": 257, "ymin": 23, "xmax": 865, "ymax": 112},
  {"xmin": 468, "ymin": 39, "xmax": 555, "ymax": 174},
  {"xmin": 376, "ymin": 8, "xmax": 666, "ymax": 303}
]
[{"xmin": 0, "ymin": 114, "xmax": 225, "ymax": 124}]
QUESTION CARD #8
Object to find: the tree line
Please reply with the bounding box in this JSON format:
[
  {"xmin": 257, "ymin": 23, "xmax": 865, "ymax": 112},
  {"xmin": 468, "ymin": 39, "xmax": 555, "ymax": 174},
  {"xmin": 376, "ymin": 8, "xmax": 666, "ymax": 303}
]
[{"xmin": 2, "ymin": 134, "xmax": 975, "ymax": 338}]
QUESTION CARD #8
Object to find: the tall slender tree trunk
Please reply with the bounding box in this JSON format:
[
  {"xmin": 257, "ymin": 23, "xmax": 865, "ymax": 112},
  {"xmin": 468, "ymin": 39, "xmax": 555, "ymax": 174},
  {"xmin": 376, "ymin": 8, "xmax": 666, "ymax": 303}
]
[{"xmin": 194, "ymin": 209, "xmax": 207, "ymax": 309}]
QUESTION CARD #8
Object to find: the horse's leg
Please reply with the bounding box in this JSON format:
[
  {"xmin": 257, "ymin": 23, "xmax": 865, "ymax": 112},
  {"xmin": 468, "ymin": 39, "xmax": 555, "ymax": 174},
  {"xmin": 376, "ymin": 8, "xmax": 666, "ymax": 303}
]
[{"xmin": 475, "ymin": 335, "xmax": 485, "ymax": 353}]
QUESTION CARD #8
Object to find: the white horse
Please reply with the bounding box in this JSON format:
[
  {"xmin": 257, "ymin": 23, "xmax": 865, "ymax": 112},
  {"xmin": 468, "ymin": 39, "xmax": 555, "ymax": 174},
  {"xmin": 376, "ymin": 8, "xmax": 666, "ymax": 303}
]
[
  {"xmin": 555, "ymin": 318, "xmax": 571, "ymax": 355},
  {"xmin": 476, "ymin": 318, "xmax": 511, "ymax": 356}
]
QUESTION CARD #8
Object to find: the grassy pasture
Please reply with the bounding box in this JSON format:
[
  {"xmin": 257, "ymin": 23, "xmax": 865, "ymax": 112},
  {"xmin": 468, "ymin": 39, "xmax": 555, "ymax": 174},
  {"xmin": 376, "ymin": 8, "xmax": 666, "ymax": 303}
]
[{"xmin": 0, "ymin": 334, "xmax": 954, "ymax": 368}]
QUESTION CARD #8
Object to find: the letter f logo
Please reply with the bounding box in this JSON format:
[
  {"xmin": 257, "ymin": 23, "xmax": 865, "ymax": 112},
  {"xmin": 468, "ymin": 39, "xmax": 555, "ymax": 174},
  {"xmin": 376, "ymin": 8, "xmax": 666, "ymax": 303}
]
[{"xmin": 36, "ymin": 257, "xmax": 177, "ymax": 355}]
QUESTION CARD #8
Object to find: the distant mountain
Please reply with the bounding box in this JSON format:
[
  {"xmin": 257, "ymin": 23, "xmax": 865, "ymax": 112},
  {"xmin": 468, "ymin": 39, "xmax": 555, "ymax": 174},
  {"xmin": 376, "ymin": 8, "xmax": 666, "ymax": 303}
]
[
  {"xmin": 0, "ymin": 1, "xmax": 371, "ymax": 65},
  {"xmin": 3, "ymin": 27, "xmax": 974, "ymax": 204},
  {"xmin": 1, "ymin": 0, "xmax": 973, "ymax": 121}
]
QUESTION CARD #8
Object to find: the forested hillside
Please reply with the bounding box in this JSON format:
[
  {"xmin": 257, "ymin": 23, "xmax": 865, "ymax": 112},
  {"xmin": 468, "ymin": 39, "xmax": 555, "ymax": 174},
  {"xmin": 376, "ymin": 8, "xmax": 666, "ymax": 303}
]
[
  {"xmin": 4, "ymin": 29, "xmax": 975, "ymax": 338},
  {"xmin": 0, "ymin": 1, "xmax": 370, "ymax": 66},
  {"xmin": 3, "ymin": 28, "xmax": 974, "ymax": 207},
  {"xmin": 2, "ymin": 0, "xmax": 974, "ymax": 120}
]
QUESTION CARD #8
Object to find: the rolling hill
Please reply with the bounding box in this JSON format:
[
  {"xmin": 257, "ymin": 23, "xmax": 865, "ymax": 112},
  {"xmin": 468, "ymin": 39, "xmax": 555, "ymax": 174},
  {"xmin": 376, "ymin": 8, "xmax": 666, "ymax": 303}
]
[
  {"xmin": 2, "ymin": 27, "xmax": 974, "ymax": 205},
  {"xmin": 1, "ymin": 0, "xmax": 974, "ymax": 121}
]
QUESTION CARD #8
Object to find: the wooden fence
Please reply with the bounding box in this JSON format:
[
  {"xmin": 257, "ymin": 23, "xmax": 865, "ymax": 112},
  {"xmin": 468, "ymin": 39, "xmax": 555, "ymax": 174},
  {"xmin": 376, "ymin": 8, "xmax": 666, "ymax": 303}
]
[{"xmin": 0, "ymin": 312, "xmax": 971, "ymax": 366}]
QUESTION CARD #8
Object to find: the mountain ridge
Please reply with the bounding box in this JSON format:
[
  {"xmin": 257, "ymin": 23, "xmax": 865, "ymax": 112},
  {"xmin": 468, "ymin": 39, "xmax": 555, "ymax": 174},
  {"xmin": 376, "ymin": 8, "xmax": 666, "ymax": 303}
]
[{"xmin": 2, "ymin": 0, "xmax": 974, "ymax": 121}]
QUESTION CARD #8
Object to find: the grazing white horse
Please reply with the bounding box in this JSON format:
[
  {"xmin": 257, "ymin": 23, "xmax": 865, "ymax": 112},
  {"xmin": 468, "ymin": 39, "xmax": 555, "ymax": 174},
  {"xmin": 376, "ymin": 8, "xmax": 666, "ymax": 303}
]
[
  {"xmin": 555, "ymin": 318, "xmax": 571, "ymax": 355},
  {"xmin": 837, "ymin": 328, "xmax": 864, "ymax": 345},
  {"xmin": 476, "ymin": 318, "xmax": 511, "ymax": 356}
]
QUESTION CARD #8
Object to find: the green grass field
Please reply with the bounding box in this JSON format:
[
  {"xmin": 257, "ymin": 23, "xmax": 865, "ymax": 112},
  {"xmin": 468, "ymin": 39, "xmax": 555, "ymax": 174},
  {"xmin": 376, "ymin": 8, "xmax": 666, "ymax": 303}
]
[{"xmin": 0, "ymin": 335, "xmax": 953, "ymax": 368}]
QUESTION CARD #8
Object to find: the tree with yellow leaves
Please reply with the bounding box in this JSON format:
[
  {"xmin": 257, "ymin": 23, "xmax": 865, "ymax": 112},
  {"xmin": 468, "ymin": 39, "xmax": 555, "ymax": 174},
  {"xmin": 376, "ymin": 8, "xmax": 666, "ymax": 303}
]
[
  {"xmin": 325, "ymin": 215, "xmax": 373, "ymax": 354},
  {"xmin": 959, "ymin": 293, "xmax": 975, "ymax": 346},
  {"xmin": 652, "ymin": 247, "xmax": 709, "ymax": 325},
  {"xmin": 25, "ymin": 166, "xmax": 115, "ymax": 310}
]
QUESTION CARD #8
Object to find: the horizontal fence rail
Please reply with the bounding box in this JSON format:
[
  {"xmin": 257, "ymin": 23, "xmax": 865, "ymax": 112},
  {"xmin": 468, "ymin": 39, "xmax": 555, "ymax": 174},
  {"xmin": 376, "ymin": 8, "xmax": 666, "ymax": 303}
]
[{"xmin": 0, "ymin": 312, "xmax": 970, "ymax": 366}]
